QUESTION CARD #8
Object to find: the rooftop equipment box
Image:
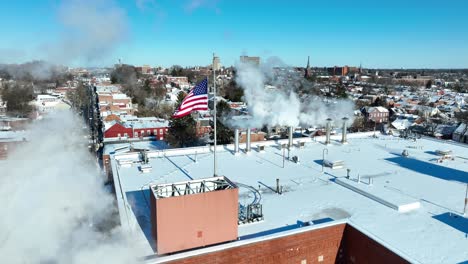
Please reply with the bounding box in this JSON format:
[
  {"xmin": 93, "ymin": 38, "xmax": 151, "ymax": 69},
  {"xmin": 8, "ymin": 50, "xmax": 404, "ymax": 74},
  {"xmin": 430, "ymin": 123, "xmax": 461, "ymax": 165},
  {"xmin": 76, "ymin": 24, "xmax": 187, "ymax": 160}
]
[{"xmin": 150, "ymin": 176, "xmax": 238, "ymax": 254}]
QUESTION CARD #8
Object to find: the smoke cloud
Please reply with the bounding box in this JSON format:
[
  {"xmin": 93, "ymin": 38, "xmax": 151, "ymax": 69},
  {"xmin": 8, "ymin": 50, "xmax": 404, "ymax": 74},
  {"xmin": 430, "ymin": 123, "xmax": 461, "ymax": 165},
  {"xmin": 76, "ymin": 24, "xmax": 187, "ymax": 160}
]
[
  {"xmin": 45, "ymin": 0, "xmax": 128, "ymax": 65},
  {"xmin": 0, "ymin": 0, "xmax": 129, "ymax": 80},
  {"xmin": 0, "ymin": 111, "xmax": 141, "ymax": 263},
  {"xmin": 234, "ymin": 58, "xmax": 355, "ymax": 128}
]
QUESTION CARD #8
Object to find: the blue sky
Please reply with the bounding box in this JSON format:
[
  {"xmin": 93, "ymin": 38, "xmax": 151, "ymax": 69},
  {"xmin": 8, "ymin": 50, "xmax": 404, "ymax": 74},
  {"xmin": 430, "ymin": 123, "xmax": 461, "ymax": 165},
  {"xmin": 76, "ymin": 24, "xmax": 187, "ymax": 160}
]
[{"xmin": 0, "ymin": 0, "xmax": 467, "ymax": 68}]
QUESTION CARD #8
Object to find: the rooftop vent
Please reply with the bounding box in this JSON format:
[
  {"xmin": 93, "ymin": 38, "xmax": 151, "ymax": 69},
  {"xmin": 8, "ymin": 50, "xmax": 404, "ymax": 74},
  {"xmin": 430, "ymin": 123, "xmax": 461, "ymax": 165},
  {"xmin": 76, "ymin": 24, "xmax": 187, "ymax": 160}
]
[
  {"xmin": 436, "ymin": 149, "xmax": 452, "ymax": 156},
  {"xmin": 296, "ymin": 141, "xmax": 305, "ymax": 148},
  {"xmin": 257, "ymin": 144, "xmax": 265, "ymax": 152},
  {"xmin": 323, "ymin": 159, "xmax": 345, "ymax": 169},
  {"xmin": 140, "ymin": 164, "xmax": 152, "ymax": 173}
]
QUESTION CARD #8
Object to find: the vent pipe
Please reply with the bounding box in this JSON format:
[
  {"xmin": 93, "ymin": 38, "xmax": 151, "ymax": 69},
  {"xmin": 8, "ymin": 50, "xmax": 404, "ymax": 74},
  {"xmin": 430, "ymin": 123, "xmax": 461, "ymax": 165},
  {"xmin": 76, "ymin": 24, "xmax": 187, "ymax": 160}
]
[
  {"xmin": 342, "ymin": 117, "xmax": 349, "ymax": 144},
  {"xmin": 234, "ymin": 128, "xmax": 239, "ymax": 154},
  {"xmin": 246, "ymin": 128, "xmax": 251, "ymax": 153},
  {"xmin": 325, "ymin": 118, "xmax": 332, "ymax": 145},
  {"xmin": 288, "ymin": 126, "xmax": 294, "ymax": 149}
]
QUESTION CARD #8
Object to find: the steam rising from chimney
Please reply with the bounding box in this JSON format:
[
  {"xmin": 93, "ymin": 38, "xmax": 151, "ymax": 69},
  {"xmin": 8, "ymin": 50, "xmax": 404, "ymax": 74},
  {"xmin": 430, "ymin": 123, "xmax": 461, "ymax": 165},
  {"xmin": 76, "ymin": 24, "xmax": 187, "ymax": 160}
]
[{"xmin": 234, "ymin": 58, "xmax": 355, "ymax": 129}]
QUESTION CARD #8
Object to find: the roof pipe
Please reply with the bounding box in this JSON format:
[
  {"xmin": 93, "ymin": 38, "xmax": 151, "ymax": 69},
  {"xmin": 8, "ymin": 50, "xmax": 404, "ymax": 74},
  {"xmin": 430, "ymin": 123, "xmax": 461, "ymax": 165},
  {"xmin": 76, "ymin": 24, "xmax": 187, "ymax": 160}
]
[
  {"xmin": 246, "ymin": 128, "xmax": 251, "ymax": 153},
  {"xmin": 288, "ymin": 126, "xmax": 294, "ymax": 149},
  {"xmin": 325, "ymin": 118, "xmax": 332, "ymax": 145},
  {"xmin": 234, "ymin": 128, "xmax": 239, "ymax": 154},
  {"xmin": 342, "ymin": 117, "xmax": 349, "ymax": 144}
]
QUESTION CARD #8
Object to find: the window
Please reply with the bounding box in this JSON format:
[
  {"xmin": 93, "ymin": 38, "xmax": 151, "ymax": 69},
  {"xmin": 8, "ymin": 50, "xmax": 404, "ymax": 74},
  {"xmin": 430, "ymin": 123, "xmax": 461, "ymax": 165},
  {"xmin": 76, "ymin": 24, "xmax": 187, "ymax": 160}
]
[
  {"xmin": 159, "ymin": 129, "xmax": 163, "ymax": 134},
  {"xmin": 117, "ymin": 133, "xmax": 121, "ymax": 137},
  {"xmin": 154, "ymin": 129, "xmax": 157, "ymax": 135},
  {"xmin": 124, "ymin": 133, "xmax": 128, "ymax": 137},
  {"xmin": 147, "ymin": 130, "xmax": 151, "ymax": 135},
  {"xmin": 134, "ymin": 132, "xmax": 138, "ymax": 138}
]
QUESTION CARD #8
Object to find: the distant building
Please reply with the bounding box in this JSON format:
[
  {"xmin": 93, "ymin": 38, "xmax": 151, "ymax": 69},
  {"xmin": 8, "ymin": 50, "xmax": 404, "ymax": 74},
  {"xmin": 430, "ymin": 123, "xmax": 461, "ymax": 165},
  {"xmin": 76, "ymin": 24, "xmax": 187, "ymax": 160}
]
[
  {"xmin": 327, "ymin": 66, "xmax": 359, "ymax": 76},
  {"xmin": 452, "ymin": 123, "xmax": 468, "ymax": 143},
  {"xmin": 367, "ymin": 106, "xmax": 389, "ymax": 123},
  {"xmin": 97, "ymin": 89, "xmax": 135, "ymax": 117},
  {"xmin": 194, "ymin": 113, "xmax": 212, "ymax": 137},
  {"xmin": 0, "ymin": 97, "xmax": 6, "ymax": 117},
  {"xmin": 167, "ymin": 76, "xmax": 190, "ymax": 89},
  {"xmin": 136, "ymin": 65, "xmax": 153, "ymax": 75},
  {"xmin": 213, "ymin": 55, "xmax": 221, "ymax": 71},
  {"xmin": 103, "ymin": 117, "xmax": 169, "ymax": 141},
  {"xmin": 240, "ymin": 56, "xmax": 260, "ymax": 66}
]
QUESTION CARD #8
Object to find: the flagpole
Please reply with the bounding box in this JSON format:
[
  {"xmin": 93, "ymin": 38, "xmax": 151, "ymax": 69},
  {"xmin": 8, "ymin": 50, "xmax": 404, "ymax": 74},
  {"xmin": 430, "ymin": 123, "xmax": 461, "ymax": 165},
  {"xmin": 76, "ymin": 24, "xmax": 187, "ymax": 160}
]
[{"xmin": 213, "ymin": 53, "xmax": 218, "ymax": 177}]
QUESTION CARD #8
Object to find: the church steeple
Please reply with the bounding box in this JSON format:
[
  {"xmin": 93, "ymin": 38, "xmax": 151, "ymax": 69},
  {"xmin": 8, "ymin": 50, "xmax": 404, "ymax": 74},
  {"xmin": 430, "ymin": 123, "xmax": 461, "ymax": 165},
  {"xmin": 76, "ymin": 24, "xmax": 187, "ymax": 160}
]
[{"xmin": 304, "ymin": 56, "xmax": 311, "ymax": 78}]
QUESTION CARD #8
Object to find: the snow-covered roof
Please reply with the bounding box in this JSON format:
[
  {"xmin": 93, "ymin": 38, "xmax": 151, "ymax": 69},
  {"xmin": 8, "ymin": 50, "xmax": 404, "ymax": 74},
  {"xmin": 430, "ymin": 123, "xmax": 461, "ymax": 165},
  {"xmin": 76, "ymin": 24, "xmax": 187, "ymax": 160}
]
[
  {"xmin": 391, "ymin": 119, "xmax": 413, "ymax": 130},
  {"xmin": 112, "ymin": 93, "xmax": 130, "ymax": 100},
  {"xmin": 453, "ymin": 123, "xmax": 467, "ymax": 135},
  {"xmin": 109, "ymin": 132, "xmax": 468, "ymax": 262},
  {"xmin": 368, "ymin": 106, "xmax": 389, "ymax": 113},
  {"xmin": 0, "ymin": 130, "xmax": 29, "ymax": 142},
  {"xmin": 95, "ymin": 85, "xmax": 121, "ymax": 93},
  {"xmin": 124, "ymin": 119, "xmax": 168, "ymax": 129}
]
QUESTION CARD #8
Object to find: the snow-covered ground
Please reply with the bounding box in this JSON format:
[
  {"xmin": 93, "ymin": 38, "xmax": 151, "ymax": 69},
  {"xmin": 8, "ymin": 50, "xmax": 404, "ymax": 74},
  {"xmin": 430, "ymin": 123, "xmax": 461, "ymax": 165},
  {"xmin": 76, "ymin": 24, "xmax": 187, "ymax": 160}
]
[{"xmin": 110, "ymin": 133, "xmax": 468, "ymax": 263}]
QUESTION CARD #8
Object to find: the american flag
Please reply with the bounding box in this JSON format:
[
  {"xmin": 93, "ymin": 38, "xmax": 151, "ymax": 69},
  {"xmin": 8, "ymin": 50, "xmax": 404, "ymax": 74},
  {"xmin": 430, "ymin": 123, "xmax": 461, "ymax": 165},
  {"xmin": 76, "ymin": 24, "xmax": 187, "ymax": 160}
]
[{"xmin": 173, "ymin": 78, "xmax": 209, "ymax": 118}]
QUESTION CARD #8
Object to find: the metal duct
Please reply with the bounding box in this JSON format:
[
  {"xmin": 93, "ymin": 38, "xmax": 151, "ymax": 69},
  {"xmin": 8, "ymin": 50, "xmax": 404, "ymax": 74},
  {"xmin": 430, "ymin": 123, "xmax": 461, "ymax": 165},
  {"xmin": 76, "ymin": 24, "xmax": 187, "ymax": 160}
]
[
  {"xmin": 234, "ymin": 128, "xmax": 239, "ymax": 153},
  {"xmin": 246, "ymin": 128, "xmax": 251, "ymax": 152},
  {"xmin": 288, "ymin": 126, "xmax": 294, "ymax": 149},
  {"xmin": 325, "ymin": 118, "xmax": 332, "ymax": 145},
  {"xmin": 342, "ymin": 117, "xmax": 349, "ymax": 144}
]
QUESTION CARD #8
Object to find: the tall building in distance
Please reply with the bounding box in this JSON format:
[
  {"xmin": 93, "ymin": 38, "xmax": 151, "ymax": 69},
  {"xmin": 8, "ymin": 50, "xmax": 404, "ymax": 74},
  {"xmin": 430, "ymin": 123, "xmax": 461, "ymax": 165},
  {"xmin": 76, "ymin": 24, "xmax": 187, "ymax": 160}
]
[
  {"xmin": 240, "ymin": 55, "xmax": 260, "ymax": 66},
  {"xmin": 304, "ymin": 56, "xmax": 311, "ymax": 78},
  {"xmin": 327, "ymin": 65, "xmax": 359, "ymax": 76},
  {"xmin": 213, "ymin": 54, "xmax": 221, "ymax": 71}
]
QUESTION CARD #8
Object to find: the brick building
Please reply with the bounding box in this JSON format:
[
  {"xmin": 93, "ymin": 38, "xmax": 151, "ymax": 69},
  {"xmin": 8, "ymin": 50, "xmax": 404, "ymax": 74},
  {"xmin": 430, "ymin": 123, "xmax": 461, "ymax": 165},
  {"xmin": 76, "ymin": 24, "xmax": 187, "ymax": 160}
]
[
  {"xmin": 367, "ymin": 106, "xmax": 390, "ymax": 123},
  {"xmin": 164, "ymin": 223, "xmax": 409, "ymax": 264},
  {"xmin": 98, "ymin": 93, "xmax": 135, "ymax": 116},
  {"xmin": 103, "ymin": 118, "xmax": 169, "ymax": 140}
]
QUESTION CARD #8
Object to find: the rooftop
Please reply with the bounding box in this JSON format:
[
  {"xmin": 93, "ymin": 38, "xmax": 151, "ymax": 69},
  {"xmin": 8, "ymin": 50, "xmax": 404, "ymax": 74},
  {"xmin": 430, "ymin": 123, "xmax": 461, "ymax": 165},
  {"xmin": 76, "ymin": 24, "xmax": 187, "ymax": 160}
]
[{"xmin": 109, "ymin": 132, "xmax": 468, "ymax": 263}]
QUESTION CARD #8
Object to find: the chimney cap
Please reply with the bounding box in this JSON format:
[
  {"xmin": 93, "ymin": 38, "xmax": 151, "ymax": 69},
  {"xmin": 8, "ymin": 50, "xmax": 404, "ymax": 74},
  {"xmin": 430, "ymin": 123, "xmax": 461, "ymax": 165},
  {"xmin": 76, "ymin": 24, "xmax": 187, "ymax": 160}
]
[
  {"xmin": 326, "ymin": 118, "xmax": 332, "ymax": 122},
  {"xmin": 342, "ymin": 117, "xmax": 349, "ymax": 121}
]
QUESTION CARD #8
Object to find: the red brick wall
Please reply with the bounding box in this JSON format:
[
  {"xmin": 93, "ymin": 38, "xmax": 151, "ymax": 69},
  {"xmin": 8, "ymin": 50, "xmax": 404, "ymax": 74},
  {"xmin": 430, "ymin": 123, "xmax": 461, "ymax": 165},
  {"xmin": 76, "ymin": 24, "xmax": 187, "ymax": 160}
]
[
  {"xmin": 165, "ymin": 224, "xmax": 409, "ymax": 264},
  {"xmin": 104, "ymin": 123, "xmax": 167, "ymax": 139},
  {"xmin": 341, "ymin": 225, "xmax": 409, "ymax": 264},
  {"xmin": 239, "ymin": 133, "xmax": 265, "ymax": 143},
  {"xmin": 167, "ymin": 224, "xmax": 346, "ymax": 264},
  {"xmin": 154, "ymin": 188, "xmax": 239, "ymax": 254}
]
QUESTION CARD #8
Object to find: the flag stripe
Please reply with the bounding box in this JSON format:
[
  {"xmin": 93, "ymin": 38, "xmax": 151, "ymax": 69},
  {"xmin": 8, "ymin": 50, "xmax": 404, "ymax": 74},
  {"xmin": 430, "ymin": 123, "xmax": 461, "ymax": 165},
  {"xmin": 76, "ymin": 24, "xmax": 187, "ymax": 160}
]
[
  {"xmin": 181, "ymin": 97, "xmax": 208, "ymax": 108},
  {"xmin": 173, "ymin": 78, "xmax": 209, "ymax": 118}
]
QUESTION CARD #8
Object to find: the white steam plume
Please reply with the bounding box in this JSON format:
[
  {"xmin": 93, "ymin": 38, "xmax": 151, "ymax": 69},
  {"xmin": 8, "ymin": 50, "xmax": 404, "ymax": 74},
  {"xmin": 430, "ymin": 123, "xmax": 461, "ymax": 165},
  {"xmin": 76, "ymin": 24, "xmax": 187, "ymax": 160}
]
[
  {"xmin": 42, "ymin": 0, "xmax": 128, "ymax": 66},
  {"xmin": 0, "ymin": 111, "xmax": 141, "ymax": 263},
  {"xmin": 234, "ymin": 58, "xmax": 355, "ymax": 128}
]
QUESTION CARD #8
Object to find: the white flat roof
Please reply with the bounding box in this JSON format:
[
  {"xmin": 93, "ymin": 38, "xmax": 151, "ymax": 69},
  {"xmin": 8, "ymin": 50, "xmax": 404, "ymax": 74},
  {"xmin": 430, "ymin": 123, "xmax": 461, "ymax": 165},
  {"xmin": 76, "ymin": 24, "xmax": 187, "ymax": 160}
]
[{"xmin": 110, "ymin": 133, "xmax": 468, "ymax": 263}]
